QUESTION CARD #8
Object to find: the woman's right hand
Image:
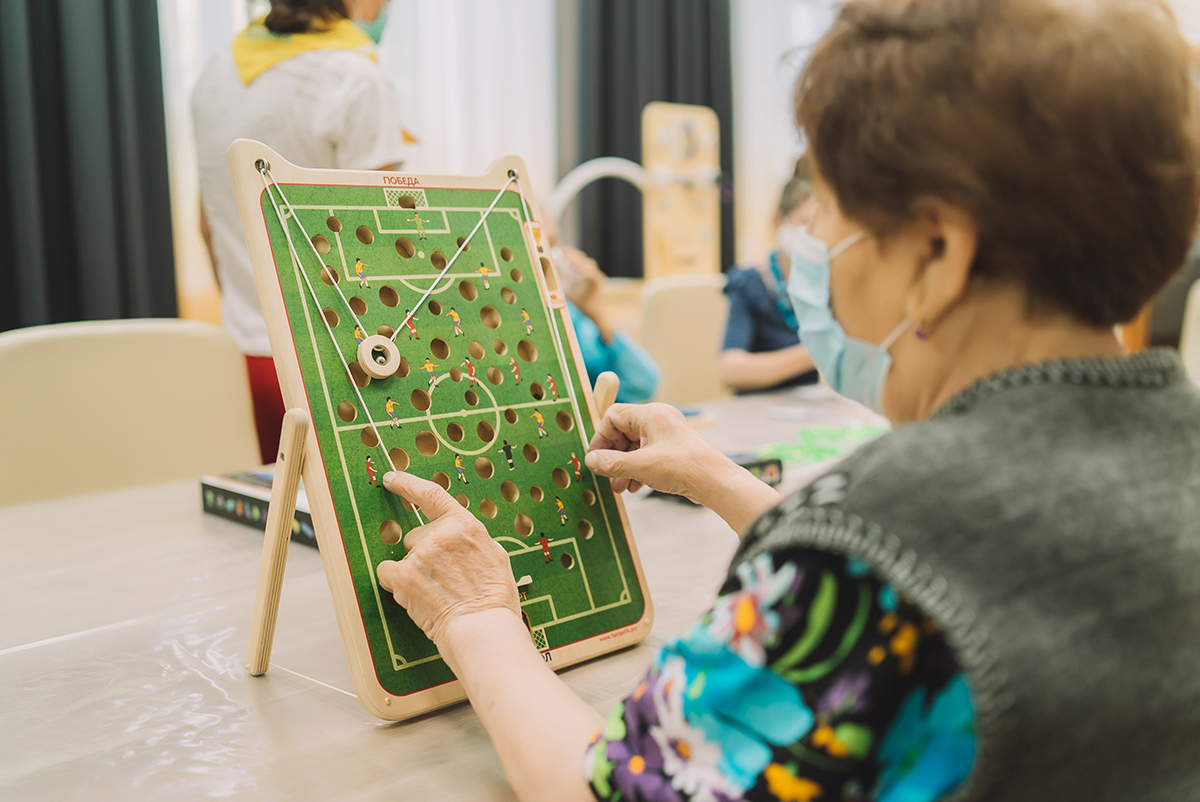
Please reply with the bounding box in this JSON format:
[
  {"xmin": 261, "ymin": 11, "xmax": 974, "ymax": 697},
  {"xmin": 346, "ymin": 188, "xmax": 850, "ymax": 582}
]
[{"xmin": 585, "ymin": 403, "xmax": 724, "ymax": 501}]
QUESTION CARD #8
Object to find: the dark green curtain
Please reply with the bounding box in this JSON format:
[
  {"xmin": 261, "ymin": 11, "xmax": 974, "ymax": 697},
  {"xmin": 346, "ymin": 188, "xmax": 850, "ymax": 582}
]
[
  {"xmin": 0, "ymin": 0, "xmax": 176, "ymax": 333},
  {"xmin": 576, "ymin": 0, "xmax": 734, "ymax": 279}
]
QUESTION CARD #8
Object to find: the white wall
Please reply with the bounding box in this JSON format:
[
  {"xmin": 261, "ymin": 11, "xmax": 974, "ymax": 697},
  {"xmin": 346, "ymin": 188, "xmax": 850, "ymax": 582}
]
[{"xmin": 157, "ymin": 0, "xmax": 556, "ymax": 320}]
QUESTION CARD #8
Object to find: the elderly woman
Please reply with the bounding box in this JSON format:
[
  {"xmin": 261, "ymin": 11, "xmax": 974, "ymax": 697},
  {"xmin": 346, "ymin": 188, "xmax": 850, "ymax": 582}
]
[{"xmin": 376, "ymin": 0, "xmax": 1200, "ymax": 799}]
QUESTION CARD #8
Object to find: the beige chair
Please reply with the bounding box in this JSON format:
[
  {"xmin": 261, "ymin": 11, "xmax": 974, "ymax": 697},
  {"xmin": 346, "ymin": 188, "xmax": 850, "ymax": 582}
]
[
  {"xmin": 640, "ymin": 274, "xmax": 731, "ymax": 404},
  {"xmin": 0, "ymin": 319, "xmax": 259, "ymax": 507},
  {"xmin": 1181, "ymin": 279, "xmax": 1200, "ymax": 382}
]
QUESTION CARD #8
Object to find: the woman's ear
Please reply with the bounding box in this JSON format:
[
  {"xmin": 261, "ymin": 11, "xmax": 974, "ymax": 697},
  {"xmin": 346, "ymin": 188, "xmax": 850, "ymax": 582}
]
[{"xmin": 903, "ymin": 201, "xmax": 978, "ymax": 331}]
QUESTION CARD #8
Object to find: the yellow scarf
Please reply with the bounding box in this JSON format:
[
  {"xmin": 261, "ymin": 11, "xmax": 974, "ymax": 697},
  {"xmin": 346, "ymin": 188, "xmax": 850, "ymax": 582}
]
[{"xmin": 231, "ymin": 16, "xmax": 376, "ymax": 85}]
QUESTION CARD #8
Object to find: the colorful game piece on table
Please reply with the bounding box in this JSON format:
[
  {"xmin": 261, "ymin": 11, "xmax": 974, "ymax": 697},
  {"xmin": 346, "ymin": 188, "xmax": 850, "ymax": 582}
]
[
  {"xmin": 755, "ymin": 420, "xmax": 890, "ymax": 466},
  {"xmin": 227, "ymin": 141, "xmax": 652, "ymax": 721}
]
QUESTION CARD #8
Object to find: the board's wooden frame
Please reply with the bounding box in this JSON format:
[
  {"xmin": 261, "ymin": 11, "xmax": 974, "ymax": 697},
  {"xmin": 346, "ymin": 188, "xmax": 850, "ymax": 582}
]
[{"xmin": 226, "ymin": 140, "xmax": 653, "ymax": 720}]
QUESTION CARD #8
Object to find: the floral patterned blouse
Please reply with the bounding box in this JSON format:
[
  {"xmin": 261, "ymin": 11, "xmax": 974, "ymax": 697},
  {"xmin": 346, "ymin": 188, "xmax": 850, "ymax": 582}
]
[{"xmin": 583, "ymin": 548, "xmax": 976, "ymax": 802}]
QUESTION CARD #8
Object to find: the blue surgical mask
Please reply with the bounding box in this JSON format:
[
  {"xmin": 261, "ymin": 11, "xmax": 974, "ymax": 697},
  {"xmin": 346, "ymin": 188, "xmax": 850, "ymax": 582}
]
[
  {"xmin": 787, "ymin": 227, "xmax": 913, "ymax": 414},
  {"xmin": 356, "ymin": 7, "xmax": 388, "ymax": 44}
]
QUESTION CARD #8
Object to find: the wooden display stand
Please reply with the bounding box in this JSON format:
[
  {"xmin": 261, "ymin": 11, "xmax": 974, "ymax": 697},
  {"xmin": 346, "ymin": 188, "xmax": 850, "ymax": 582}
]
[{"xmin": 227, "ymin": 140, "xmax": 652, "ymax": 720}]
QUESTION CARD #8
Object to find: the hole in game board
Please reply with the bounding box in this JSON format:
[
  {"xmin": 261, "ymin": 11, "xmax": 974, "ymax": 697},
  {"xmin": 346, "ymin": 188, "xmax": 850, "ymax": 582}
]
[
  {"xmin": 467, "ymin": 340, "xmax": 485, "ymax": 359},
  {"xmin": 480, "ymin": 498, "xmax": 497, "ymax": 519},
  {"xmin": 518, "ymin": 339, "xmax": 537, "ymax": 362},
  {"xmin": 456, "ymin": 236, "xmax": 471, "ymax": 251},
  {"xmin": 415, "ymin": 430, "xmax": 439, "ymax": 456},
  {"xmin": 504, "ymin": 408, "xmax": 518, "ymax": 424},
  {"xmin": 356, "ymin": 225, "xmax": 375, "ymax": 245},
  {"xmin": 398, "ymin": 195, "xmax": 417, "ymax": 209},
  {"xmin": 321, "ymin": 266, "xmax": 340, "ymax": 285},
  {"xmin": 431, "ymin": 471, "xmax": 451, "ymax": 491},
  {"xmin": 361, "ymin": 425, "xmax": 380, "ymax": 447},
  {"xmin": 431, "ymin": 338, "xmax": 450, "ymax": 359},
  {"xmin": 389, "ymin": 447, "xmax": 410, "ymax": 471},
  {"xmin": 322, "ymin": 307, "xmax": 339, "ymax": 328},
  {"xmin": 514, "ymin": 514, "xmax": 533, "ymax": 536},
  {"xmin": 561, "ymin": 553, "xmax": 574, "ymax": 569},
  {"xmin": 530, "ymin": 485, "xmax": 544, "ymax": 502},
  {"xmin": 449, "ymin": 366, "xmax": 462, "ymax": 382},
  {"xmin": 411, "ymin": 388, "xmax": 431, "ymax": 411},
  {"xmin": 377, "ymin": 324, "xmax": 395, "ymax": 338},
  {"xmin": 523, "ymin": 443, "xmax": 539, "ymax": 463},
  {"xmin": 431, "ymin": 252, "xmax": 447, "ymax": 271},
  {"xmin": 465, "ymin": 389, "xmax": 479, "ymax": 406},
  {"xmin": 477, "ymin": 420, "xmax": 495, "ymax": 442},
  {"xmin": 447, "ymin": 422, "xmax": 465, "ymax": 442},
  {"xmin": 379, "ymin": 521, "xmax": 402, "ymax": 545},
  {"xmin": 510, "ymin": 268, "xmax": 522, "ymax": 283},
  {"xmin": 312, "ymin": 234, "xmax": 330, "ymax": 254},
  {"xmin": 396, "ymin": 356, "xmax": 411, "ymax": 378},
  {"xmin": 578, "ymin": 521, "xmax": 594, "ymax": 539},
  {"xmin": 327, "ymin": 216, "xmax": 343, "ymax": 232},
  {"xmin": 540, "ymin": 257, "xmax": 559, "ymax": 292},
  {"xmin": 428, "ymin": 299, "xmax": 442, "ymax": 316},
  {"xmin": 552, "ymin": 467, "xmax": 570, "ymax": 489},
  {"xmin": 481, "ymin": 306, "xmax": 501, "ymax": 329},
  {"xmin": 456, "ymin": 493, "xmax": 469, "ymax": 509},
  {"xmin": 582, "ymin": 489, "xmax": 595, "ymax": 506},
  {"xmin": 396, "ymin": 237, "xmax": 415, "ymax": 258},
  {"xmin": 556, "ymin": 411, "xmax": 574, "ymax": 432},
  {"xmin": 349, "ymin": 296, "xmax": 367, "ymax": 316},
  {"xmin": 500, "ymin": 481, "xmax": 519, "ymax": 503},
  {"xmin": 370, "ymin": 344, "xmax": 390, "ymax": 367},
  {"xmin": 348, "ymin": 361, "xmax": 370, "ymax": 388},
  {"xmin": 500, "ymin": 247, "xmax": 514, "ymax": 262},
  {"xmin": 530, "ymin": 382, "xmax": 545, "ymax": 400},
  {"xmin": 493, "ymin": 338, "xmax": 508, "ymax": 356},
  {"xmin": 379, "ymin": 285, "xmax": 400, "ymax": 307},
  {"xmin": 486, "ymin": 366, "xmax": 504, "ymax": 386},
  {"xmin": 474, "ymin": 456, "xmax": 495, "ymax": 480},
  {"xmin": 459, "ymin": 280, "xmax": 478, "ymax": 302},
  {"xmin": 337, "ymin": 401, "xmax": 357, "ymax": 422},
  {"xmin": 398, "ymin": 496, "xmax": 418, "ymax": 513},
  {"xmin": 501, "ymin": 287, "xmax": 516, "ymax": 305}
]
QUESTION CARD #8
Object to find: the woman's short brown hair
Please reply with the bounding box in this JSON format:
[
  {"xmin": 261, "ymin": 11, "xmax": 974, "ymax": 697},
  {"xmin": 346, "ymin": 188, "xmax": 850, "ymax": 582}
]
[
  {"xmin": 265, "ymin": 0, "xmax": 348, "ymax": 34},
  {"xmin": 796, "ymin": 0, "xmax": 1200, "ymax": 327}
]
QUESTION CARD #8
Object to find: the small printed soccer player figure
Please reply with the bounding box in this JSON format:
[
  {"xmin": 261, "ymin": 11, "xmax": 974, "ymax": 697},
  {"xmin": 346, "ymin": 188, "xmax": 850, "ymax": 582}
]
[
  {"xmin": 539, "ymin": 533, "xmax": 553, "ymax": 563},
  {"xmin": 366, "ymin": 456, "xmax": 379, "ymax": 487},
  {"xmin": 385, "ymin": 396, "xmax": 402, "ymax": 429},
  {"xmin": 454, "ymin": 453, "xmax": 469, "ymax": 484},
  {"xmin": 408, "ymin": 211, "xmax": 429, "ymax": 240},
  {"xmin": 354, "ymin": 257, "xmax": 370, "ymax": 288},
  {"xmin": 496, "ymin": 440, "xmax": 516, "ymax": 471},
  {"xmin": 403, "ymin": 309, "xmax": 419, "ymax": 340},
  {"xmin": 422, "ymin": 358, "xmax": 440, "ymax": 386},
  {"xmin": 353, "ymin": 324, "xmax": 367, "ymax": 345},
  {"xmin": 509, "ymin": 358, "xmax": 522, "ymax": 385},
  {"xmin": 530, "ymin": 408, "xmax": 547, "ymax": 438},
  {"xmin": 555, "ymin": 496, "xmax": 567, "ymax": 526},
  {"xmin": 445, "ymin": 307, "xmax": 463, "ymax": 337},
  {"xmin": 461, "ymin": 357, "xmax": 478, "ymax": 385},
  {"xmin": 520, "ymin": 307, "xmax": 533, "ymax": 335},
  {"xmin": 474, "ymin": 263, "xmax": 493, "ymax": 290},
  {"xmin": 546, "ymin": 374, "xmax": 559, "ymax": 400},
  {"xmin": 568, "ymin": 452, "xmax": 582, "ymax": 481}
]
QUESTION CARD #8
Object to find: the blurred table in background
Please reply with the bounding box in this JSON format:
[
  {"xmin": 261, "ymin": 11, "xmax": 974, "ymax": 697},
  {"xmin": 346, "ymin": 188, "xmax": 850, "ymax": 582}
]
[{"xmin": 0, "ymin": 386, "xmax": 873, "ymax": 801}]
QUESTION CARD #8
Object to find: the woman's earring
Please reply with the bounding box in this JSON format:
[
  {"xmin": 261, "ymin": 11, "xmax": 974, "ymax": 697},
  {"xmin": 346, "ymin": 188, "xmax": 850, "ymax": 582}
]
[{"xmin": 915, "ymin": 328, "xmax": 928, "ymax": 341}]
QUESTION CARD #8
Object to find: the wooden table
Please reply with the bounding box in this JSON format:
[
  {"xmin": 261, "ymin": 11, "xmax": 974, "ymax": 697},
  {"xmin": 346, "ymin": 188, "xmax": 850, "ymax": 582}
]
[{"xmin": 0, "ymin": 387, "xmax": 875, "ymax": 800}]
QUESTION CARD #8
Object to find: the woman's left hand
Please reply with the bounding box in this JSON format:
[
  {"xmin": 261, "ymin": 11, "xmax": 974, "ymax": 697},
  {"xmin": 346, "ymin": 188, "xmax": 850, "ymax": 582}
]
[{"xmin": 376, "ymin": 471, "xmax": 520, "ymax": 649}]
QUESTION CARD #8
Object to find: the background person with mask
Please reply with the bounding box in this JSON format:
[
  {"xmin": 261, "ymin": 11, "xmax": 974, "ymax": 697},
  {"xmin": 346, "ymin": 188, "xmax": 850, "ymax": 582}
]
[
  {"xmin": 192, "ymin": 0, "xmax": 405, "ymax": 464},
  {"xmin": 717, "ymin": 156, "xmax": 821, "ymax": 393}
]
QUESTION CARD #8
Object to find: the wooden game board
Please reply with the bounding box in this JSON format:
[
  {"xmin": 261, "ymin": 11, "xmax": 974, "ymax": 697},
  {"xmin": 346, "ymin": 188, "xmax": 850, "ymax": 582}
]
[{"xmin": 227, "ymin": 141, "xmax": 652, "ymax": 720}]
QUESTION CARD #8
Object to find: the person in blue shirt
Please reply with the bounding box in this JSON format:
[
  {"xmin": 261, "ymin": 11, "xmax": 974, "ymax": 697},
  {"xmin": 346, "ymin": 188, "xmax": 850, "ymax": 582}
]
[
  {"xmin": 551, "ymin": 242, "xmax": 661, "ymax": 404},
  {"xmin": 718, "ymin": 158, "xmax": 821, "ymax": 393}
]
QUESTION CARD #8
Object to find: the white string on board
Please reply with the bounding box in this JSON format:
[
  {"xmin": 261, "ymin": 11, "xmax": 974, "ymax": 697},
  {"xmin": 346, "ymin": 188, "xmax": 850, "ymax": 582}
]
[{"xmin": 257, "ymin": 164, "xmax": 426, "ymax": 525}]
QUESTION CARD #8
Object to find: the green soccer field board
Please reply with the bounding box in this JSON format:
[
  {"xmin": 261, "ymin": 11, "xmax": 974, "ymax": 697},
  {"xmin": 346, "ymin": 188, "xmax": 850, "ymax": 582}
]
[{"xmin": 228, "ymin": 142, "xmax": 653, "ymax": 720}]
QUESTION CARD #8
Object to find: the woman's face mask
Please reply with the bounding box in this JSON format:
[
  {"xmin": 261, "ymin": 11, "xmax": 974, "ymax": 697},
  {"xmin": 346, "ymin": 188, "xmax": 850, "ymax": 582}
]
[
  {"xmin": 786, "ymin": 227, "xmax": 913, "ymax": 414},
  {"xmin": 355, "ymin": 2, "xmax": 389, "ymax": 43}
]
